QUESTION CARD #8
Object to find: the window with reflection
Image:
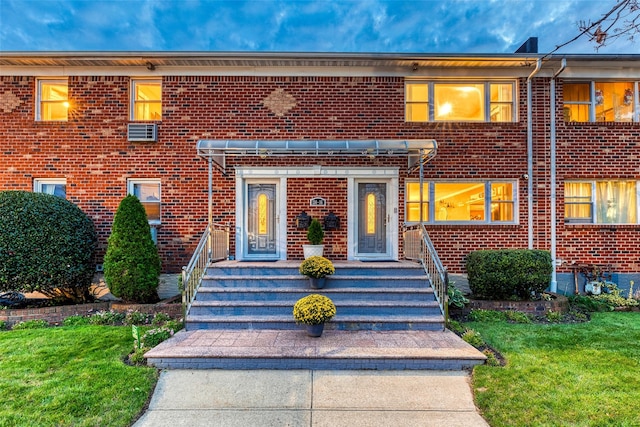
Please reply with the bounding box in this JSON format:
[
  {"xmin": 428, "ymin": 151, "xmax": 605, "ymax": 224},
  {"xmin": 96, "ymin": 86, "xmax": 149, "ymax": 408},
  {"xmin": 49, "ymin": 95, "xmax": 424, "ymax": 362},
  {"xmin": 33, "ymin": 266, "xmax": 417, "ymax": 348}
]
[
  {"xmin": 34, "ymin": 178, "xmax": 67, "ymax": 198},
  {"xmin": 132, "ymin": 79, "xmax": 162, "ymax": 121},
  {"xmin": 37, "ymin": 79, "xmax": 68, "ymax": 121},
  {"xmin": 128, "ymin": 180, "xmax": 161, "ymax": 224},
  {"xmin": 405, "ymin": 181, "xmax": 516, "ymax": 224},
  {"xmin": 564, "ymin": 81, "xmax": 637, "ymax": 122},
  {"xmin": 406, "ymin": 81, "xmax": 515, "ymax": 122},
  {"xmin": 565, "ymin": 181, "xmax": 638, "ymax": 224}
]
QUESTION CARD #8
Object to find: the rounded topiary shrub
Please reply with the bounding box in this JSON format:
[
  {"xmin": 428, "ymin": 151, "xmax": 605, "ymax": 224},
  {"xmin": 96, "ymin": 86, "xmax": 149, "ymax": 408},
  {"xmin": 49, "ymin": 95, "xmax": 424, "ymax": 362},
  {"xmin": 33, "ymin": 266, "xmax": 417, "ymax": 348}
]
[
  {"xmin": 0, "ymin": 190, "xmax": 97, "ymax": 302},
  {"xmin": 466, "ymin": 249, "xmax": 552, "ymax": 300},
  {"xmin": 103, "ymin": 195, "xmax": 161, "ymax": 303}
]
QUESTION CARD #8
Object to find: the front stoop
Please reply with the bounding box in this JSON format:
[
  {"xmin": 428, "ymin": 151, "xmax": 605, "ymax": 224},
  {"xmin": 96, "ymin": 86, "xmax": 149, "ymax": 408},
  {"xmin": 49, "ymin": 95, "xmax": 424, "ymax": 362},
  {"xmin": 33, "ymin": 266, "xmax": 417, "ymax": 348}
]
[{"xmin": 145, "ymin": 329, "xmax": 487, "ymax": 370}]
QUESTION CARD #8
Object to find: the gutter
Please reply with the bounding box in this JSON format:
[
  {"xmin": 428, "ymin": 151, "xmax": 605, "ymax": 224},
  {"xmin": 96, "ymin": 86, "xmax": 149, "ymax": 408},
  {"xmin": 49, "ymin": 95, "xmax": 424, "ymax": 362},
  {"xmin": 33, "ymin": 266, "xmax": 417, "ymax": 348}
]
[
  {"xmin": 526, "ymin": 59, "xmax": 542, "ymax": 249},
  {"xmin": 549, "ymin": 58, "xmax": 567, "ymax": 293}
]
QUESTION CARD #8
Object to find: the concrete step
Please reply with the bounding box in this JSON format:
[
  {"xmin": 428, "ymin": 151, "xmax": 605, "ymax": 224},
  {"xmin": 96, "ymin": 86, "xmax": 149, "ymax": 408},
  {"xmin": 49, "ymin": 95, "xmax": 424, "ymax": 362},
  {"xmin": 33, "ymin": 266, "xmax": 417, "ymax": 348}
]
[
  {"xmin": 194, "ymin": 286, "xmax": 435, "ymax": 302},
  {"xmin": 200, "ymin": 275, "xmax": 429, "ymax": 289},
  {"xmin": 186, "ymin": 314, "xmax": 445, "ymax": 331},
  {"xmin": 189, "ymin": 300, "xmax": 441, "ymax": 317}
]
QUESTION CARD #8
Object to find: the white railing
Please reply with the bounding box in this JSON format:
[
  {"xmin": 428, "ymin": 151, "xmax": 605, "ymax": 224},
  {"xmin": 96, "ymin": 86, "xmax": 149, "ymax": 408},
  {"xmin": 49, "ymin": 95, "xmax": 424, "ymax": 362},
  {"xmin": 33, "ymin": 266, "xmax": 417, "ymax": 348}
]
[
  {"xmin": 182, "ymin": 223, "xmax": 229, "ymax": 314},
  {"xmin": 404, "ymin": 224, "xmax": 449, "ymax": 323}
]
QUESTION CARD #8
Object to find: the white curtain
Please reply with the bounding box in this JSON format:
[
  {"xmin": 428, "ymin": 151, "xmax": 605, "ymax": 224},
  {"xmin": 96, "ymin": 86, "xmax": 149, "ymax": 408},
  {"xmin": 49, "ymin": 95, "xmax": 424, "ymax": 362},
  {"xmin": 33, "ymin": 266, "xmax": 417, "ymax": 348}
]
[{"xmin": 596, "ymin": 181, "xmax": 637, "ymax": 223}]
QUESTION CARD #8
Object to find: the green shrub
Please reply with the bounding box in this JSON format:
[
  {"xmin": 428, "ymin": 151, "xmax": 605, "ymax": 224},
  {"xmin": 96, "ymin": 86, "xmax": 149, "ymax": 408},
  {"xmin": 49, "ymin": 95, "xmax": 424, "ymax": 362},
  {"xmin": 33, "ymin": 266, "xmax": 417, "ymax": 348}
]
[
  {"xmin": 468, "ymin": 309, "xmax": 507, "ymax": 322},
  {"xmin": 466, "ymin": 249, "xmax": 552, "ymax": 300},
  {"xmin": 12, "ymin": 319, "xmax": 49, "ymax": 330},
  {"xmin": 0, "ymin": 320, "xmax": 6, "ymax": 330},
  {"xmin": 461, "ymin": 329, "xmax": 485, "ymax": 347},
  {"xmin": 124, "ymin": 311, "xmax": 152, "ymax": 326},
  {"xmin": 88, "ymin": 310, "xmax": 126, "ymax": 325},
  {"xmin": 129, "ymin": 347, "xmax": 149, "ymax": 365},
  {"xmin": 151, "ymin": 312, "xmax": 172, "ymax": 326},
  {"xmin": 504, "ymin": 310, "xmax": 532, "ymax": 324},
  {"xmin": 103, "ymin": 195, "xmax": 161, "ymax": 303},
  {"xmin": 447, "ymin": 319, "xmax": 466, "ymax": 335},
  {"xmin": 306, "ymin": 218, "xmax": 324, "ymax": 245},
  {"xmin": 63, "ymin": 315, "xmax": 90, "ymax": 326},
  {"xmin": 545, "ymin": 310, "xmax": 563, "ymax": 323},
  {"xmin": 163, "ymin": 319, "xmax": 184, "ymax": 333},
  {"xmin": 592, "ymin": 283, "xmax": 640, "ymax": 310},
  {"xmin": 448, "ymin": 284, "xmax": 470, "ymax": 309},
  {"xmin": 569, "ymin": 295, "xmax": 611, "ymax": 312},
  {"xmin": 0, "ymin": 191, "xmax": 97, "ymax": 302},
  {"xmin": 141, "ymin": 327, "xmax": 173, "ymax": 348}
]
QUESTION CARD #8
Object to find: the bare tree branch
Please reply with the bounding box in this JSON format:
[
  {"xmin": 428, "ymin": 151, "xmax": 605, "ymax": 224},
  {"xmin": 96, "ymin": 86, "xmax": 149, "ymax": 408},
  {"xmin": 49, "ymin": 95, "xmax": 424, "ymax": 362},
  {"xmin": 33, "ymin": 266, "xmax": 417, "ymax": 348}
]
[{"xmin": 541, "ymin": 0, "xmax": 639, "ymax": 59}]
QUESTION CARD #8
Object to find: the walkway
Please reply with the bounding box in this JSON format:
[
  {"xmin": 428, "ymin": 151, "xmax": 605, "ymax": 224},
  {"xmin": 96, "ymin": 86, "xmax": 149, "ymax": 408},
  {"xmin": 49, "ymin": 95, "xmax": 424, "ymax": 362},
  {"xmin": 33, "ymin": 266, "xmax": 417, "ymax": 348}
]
[{"xmin": 133, "ymin": 369, "xmax": 489, "ymax": 427}]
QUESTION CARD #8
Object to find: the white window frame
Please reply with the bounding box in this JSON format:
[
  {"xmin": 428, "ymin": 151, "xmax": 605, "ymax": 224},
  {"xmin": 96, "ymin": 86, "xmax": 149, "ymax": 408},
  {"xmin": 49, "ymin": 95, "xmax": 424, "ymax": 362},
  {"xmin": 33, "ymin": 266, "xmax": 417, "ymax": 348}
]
[
  {"xmin": 564, "ymin": 81, "xmax": 639, "ymax": 123},
  {"xmin": 130, "ymin": 79, "xmax": 162, "ymax": 121},
  {"xmin": 405, "ymin": 180, "xmax": 518, "ymax": 225},
  {"xmin": 34, "ymin": 178, "xmax": 67, "ymax": 198},
  {"xmin": 405, "ymin": 80, "xmax": 517, "ymax": 123},
  {"xmin": 565, "ymin": 180, "xmax": 640, "ymax": 224},
  {"xmin": 36, "ymin": 78, "xmax": 68, "ymax": 122},
  {"xmin": 127, "ymin": 179, "xmax": 161, "ymax": 225}
]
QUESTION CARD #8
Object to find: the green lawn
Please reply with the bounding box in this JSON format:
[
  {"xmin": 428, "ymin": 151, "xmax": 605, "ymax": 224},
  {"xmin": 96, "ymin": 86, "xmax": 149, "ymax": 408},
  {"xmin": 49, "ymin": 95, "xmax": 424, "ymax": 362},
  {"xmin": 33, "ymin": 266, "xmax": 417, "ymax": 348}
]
[
  {"xmin": 470, "ymin": 312, "xmax": 640, "ymax": 427},
  {"xmin": 0, "ymin": 325, "xmax": 158, "ymax": 427}
]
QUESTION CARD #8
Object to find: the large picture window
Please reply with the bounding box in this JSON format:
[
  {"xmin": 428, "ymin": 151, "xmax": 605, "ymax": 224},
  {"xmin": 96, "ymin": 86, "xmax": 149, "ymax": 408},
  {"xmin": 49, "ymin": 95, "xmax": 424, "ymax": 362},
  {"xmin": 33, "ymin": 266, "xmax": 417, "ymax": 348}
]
[
  {"xmin": 405, "ymin": 181, "xmax": 516, "ymax": 224},
  {"xmin": 406, "ymin": 81, "xmax": 516, "ymax": 122},
  {"xmin": 565, "ymin": 181, "xmax": 638, "ymax": 224},
  {"xmin": 564, "ymin": 81, "xmax": 637, "ymax": 122},
  {"xmin": 131, "ymin": 79, "xmax": 162, "ymax": 121},
  {"xmin": 36, "ymin": 79, "xmax": 68, "ymax": 121}
]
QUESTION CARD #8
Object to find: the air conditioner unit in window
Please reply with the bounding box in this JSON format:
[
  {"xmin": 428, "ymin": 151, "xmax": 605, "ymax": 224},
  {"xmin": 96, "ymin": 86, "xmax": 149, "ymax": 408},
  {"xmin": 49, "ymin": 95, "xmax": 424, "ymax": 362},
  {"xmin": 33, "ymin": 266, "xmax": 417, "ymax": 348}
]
[{"xmin": 128, "ymin": 123, "xmax": 158, "ymax": 142}]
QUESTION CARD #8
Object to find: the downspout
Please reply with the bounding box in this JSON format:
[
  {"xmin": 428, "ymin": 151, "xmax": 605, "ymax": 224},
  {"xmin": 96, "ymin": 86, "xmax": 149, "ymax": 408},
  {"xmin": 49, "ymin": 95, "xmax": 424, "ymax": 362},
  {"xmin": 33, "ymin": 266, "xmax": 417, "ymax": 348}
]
[
  {"xmin": 549, "ymin": 58, "xmax": 567, "ymax": 293},
  {"xmin": 526, "ymin": 59, "xmax": 542, "ymax": 249}
]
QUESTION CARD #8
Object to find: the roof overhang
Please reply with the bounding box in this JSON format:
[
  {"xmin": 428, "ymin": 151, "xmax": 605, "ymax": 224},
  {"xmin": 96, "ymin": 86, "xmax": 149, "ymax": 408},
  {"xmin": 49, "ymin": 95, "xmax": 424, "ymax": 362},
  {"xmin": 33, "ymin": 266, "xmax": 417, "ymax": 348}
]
[{"xmin": 196, "ymin": 139, "xmax": 437, "ymax": 172}]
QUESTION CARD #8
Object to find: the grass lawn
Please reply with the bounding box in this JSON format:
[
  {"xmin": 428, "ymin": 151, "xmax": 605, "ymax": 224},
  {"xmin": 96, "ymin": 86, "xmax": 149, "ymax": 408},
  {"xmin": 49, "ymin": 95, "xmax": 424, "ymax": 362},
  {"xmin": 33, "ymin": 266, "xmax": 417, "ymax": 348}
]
[
  {"xmin": 0, "ymin": 325, "xmax": 158, "ymax": 427},
  {"xmin": 470, "ymin": 312, "xmax": 640, "ymax": 427}
]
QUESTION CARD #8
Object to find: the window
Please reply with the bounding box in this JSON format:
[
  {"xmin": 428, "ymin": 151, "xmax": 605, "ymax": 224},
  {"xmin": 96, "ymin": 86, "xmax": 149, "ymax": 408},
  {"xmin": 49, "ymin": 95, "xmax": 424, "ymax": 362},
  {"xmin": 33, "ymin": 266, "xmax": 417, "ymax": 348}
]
[
  {"xmin": 406, "ymin": 81, "xmax": 516, "ymax": 122},
  {"xmin": 131, "ymin": 79, "xmax": 162, "ymax": 121},
  {"xmin": 128, "ymin": 179, "xmax": 161, "ymax": 243},
  {"xmin": 37, "ymin": 79, "xmax": 68, "ymax": 121},
  {"xmin": 564, "ymin": 81, "xmax": 637, "ymax": 122},
  {"xmin": 405, "ymin": 181, "xmax": 516, "ymax": 224},
  {"xmin": 34, "ymin": 178, "xmax": 66, "ymax": 198},
  {"xmin": 565, "ymin": 181, "xmax": 638, "ymax": 224}
]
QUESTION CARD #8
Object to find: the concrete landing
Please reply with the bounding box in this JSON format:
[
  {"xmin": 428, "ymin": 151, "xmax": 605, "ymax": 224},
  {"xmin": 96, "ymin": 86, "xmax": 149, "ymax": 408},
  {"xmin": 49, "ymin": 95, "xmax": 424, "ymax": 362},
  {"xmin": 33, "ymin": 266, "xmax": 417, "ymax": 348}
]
[
  {"xmin": 145, "ymin": 329, "xmax": 486, "ymax": 370},
  {"xmin": 133, "ymin": 370, "xmax": 490, "ymax": 427}
]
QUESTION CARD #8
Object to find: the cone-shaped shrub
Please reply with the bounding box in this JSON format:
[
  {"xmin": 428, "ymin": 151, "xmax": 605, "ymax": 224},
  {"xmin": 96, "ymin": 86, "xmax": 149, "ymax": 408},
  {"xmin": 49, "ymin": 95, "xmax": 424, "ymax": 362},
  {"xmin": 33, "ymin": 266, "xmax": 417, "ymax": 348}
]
[
  {"xmin": 306, "ymin": 218, "xmax": 324, "ymax": 245},
  {"xmin": 0, "ymin": 190, "xmax": 97, "ymax": 302},
  {"xmin": 104, "ymin": 195, "xmax": 160, "ymax": 303}
]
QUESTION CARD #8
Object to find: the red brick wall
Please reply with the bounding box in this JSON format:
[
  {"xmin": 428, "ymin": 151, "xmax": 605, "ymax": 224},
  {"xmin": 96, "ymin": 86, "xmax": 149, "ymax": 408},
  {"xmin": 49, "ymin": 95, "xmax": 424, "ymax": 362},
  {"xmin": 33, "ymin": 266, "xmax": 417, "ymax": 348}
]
[{"xmin": 1, "ymin": 74, "xmax": 638, "ymax": 275}]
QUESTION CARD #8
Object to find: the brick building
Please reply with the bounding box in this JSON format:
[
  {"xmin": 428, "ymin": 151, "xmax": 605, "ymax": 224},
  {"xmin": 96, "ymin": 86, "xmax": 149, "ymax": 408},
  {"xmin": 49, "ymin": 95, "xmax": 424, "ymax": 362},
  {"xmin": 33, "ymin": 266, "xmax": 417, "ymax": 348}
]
[{"xmin": 1, "ymin": 52, "xmax": 639, "ymax": 294}]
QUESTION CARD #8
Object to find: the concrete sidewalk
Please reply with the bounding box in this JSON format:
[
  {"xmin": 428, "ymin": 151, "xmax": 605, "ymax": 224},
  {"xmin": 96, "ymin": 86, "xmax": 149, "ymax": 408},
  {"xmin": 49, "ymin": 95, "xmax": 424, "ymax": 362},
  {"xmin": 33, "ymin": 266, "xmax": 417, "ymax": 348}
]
[{"xmin": 133, "ymin": 370, "xmax": 489, "ymax": 427}]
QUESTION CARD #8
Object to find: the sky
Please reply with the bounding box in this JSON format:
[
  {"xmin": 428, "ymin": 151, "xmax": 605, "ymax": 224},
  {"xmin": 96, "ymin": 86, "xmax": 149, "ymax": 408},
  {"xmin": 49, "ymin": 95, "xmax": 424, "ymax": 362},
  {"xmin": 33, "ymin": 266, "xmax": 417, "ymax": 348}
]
[{"xmin": 0, "ymin": 0, "xmax": 639, "ymax": 54}]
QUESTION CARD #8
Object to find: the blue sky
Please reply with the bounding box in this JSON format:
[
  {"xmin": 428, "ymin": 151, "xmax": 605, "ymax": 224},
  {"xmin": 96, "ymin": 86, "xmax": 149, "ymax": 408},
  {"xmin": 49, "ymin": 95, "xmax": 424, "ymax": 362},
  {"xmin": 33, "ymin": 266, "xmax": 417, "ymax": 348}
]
[{"xmin": 1, "ymin": 0, "xmax": 638, "ymax": 54}]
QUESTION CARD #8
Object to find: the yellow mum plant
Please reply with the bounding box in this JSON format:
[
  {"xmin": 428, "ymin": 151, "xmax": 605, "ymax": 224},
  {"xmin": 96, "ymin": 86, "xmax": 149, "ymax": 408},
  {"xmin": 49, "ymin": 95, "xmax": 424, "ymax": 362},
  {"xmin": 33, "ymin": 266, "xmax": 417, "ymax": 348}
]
[
  {"xmin": 299, "ymin": 256, "xmax": 335, "ymax": 278},
  {"xmin": 293, "ymin": 294, "xmax": 337, "ymax": 325}
]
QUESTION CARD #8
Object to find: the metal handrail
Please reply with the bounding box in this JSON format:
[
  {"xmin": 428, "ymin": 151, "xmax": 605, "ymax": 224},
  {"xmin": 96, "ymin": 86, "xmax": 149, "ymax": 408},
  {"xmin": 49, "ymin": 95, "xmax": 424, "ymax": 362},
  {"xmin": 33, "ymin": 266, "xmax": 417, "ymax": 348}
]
[
  {"xmin": 182, "ymin": 223, "xmax": 229, "ymax": 315},
  {"xmin": 404, "ymin": 224, "xmax": 449, "ymax": 325}
]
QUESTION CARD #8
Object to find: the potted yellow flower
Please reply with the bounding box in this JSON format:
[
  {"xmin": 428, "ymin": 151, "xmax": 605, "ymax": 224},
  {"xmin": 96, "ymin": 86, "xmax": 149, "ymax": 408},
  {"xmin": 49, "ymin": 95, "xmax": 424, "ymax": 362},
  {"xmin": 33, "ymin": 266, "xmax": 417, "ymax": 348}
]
[
  {"xmin": 293, "ymin": 294, "xmax": 336, "ymax": 337},
  {"xmin": 299, "ymin": 256, "xmax": 335, "ymax": 289}
]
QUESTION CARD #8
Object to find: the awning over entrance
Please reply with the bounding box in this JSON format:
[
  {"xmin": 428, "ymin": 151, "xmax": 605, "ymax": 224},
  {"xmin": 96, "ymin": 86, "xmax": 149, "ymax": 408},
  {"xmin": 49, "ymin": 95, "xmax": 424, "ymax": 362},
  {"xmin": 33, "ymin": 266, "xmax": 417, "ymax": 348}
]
[{"xmin": 196, "ymin": 139, "xmax": 437, "ymax": 172}]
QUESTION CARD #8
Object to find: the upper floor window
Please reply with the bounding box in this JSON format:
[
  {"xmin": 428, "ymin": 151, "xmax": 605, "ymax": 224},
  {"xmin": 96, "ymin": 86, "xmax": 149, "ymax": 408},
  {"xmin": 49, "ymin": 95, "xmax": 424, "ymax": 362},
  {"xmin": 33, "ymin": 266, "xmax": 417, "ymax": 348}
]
[
  {"xmin": 564, "ymin": 81, "xmax": 637, "ymax": 122},
  {"xmin": 131, "ymin": 79, "xmax": 162, "ymax": 121},
  {"xmin": 36, "ymin": 79, "xmax": 68, "ymax": 121},
  {"xmin": 406, "ymin": 81, "xmax": 516, "ymax": 122},
  {"xmin": 34, "ymin": 178, "xmax": 66, "ymax": 198},
  {"xmin": 405, "ymin": 180, "xmax": 516, "ymax": 224},
  {"xmin": 565, "ymin": 181, "xmax": 638, "ymax": 224}
]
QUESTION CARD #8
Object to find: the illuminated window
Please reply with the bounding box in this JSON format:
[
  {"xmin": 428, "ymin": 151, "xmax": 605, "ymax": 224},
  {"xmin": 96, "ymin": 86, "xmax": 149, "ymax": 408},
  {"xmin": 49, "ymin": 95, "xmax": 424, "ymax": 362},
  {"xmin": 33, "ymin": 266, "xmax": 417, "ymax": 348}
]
[
  {"xmin": 565, "ymin": 181, "xmax": 638, "ymax": 224},
  {"xmin": 258, "ymin": 193, "xmax": 268, "ymax": 234},
  {"xmin": 405, "ymin": 180, "xmax": 516, "ymax": 224},
  {"xmin": 406, "ymin": 80, "xmax": 515, "ymax": 122},
  {"xmin": 564, "ymin": 81, "xmax": 637, "ymax": 122},
  {"xmin": 366, "ymin": 193, "xmax": 376, "ymax": 234},
  {"xmin": 406, "ymin": 182, "xmax": 429, "ymax": 222},
  {"xmin": 131, "ymin": 79, "xmax": 162, "ymax": 121},
  {"xmin": 34, "ymin": 178, "xmax": 66, "ymax": 198},
  {"xmin": 128, "ymin": 179, "xmax": 161, "ymax": 224},
  {"xmin": 37, "ymin": 79, "xmax": 68, "ymax": 121}
]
